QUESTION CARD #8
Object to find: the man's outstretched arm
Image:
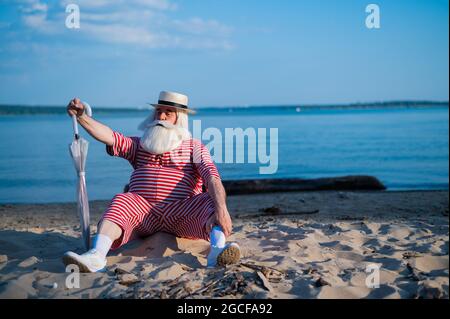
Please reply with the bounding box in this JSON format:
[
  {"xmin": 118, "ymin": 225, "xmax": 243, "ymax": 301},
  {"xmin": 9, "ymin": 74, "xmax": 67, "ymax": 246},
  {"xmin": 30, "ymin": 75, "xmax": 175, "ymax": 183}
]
[
  {"xmin": 206, "ymin": 176, "xmax": 233, "ymax": 237},
  {"xmin": 67, "ymin": 98, "xmax": 114, "ymax": 146}
]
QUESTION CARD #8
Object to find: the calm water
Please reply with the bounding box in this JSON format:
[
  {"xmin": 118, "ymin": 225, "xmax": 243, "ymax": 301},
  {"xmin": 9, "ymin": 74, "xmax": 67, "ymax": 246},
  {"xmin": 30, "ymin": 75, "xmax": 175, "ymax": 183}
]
[{"xmin": 0, "ymin": 106, "xmax": 448, "ymax": 203}]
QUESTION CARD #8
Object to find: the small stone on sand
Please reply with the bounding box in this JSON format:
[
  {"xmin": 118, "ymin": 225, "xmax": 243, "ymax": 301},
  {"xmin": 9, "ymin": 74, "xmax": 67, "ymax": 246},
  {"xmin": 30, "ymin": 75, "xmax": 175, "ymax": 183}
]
[
  {"xmin": 18, "ymin": 256, "xmax": 40, "ymax": 268},
  {"xmin": 118, "ymin": 273, "xmax": 139, "ymax": 286}
]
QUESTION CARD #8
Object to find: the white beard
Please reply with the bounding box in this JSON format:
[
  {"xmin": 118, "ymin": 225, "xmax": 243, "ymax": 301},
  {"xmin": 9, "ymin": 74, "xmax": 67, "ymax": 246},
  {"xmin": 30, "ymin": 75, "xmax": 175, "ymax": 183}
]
[{"xmin": 140, "ymin": 120, "xmax": 191, "ymax": 154}]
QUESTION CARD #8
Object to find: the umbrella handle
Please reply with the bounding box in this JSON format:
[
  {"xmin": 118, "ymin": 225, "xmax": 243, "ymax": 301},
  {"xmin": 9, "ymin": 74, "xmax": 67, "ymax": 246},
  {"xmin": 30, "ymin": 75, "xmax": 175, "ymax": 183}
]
[
  {"xmin": 71, "ymin": 101, "xmax": 93, "ymax": 140},
  {"xmin": 71, "ymin": 115, "xmax": 79, "ymax": 139},
  {"xmin": 83, "ymin": 101, "xmax": 92, "ymax": 117}
]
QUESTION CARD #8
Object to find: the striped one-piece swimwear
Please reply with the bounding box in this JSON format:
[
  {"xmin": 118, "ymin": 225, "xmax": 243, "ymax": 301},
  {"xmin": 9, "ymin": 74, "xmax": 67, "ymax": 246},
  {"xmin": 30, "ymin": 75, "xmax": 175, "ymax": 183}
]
[{"xmin": 100, "ymin": 131, "xmax": 221, "ymax": 249}]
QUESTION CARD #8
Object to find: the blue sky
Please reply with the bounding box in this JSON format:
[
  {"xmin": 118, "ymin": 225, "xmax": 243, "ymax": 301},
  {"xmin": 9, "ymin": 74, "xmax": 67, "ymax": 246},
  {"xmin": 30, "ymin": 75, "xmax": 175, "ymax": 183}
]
[{"xmin": 0, "ymin": 0, "xmax": 448, "ymax": 108}]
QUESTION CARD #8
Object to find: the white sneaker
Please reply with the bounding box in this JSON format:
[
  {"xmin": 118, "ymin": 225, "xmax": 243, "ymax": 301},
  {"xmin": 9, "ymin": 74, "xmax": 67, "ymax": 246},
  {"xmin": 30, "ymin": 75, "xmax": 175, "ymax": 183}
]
[
  {"xmin": 207, "ymin": 243, "xmax": 241, "ymax": 268},
  {"xmin": 207, "ymin": 245, "xmax": 223, "ymax": 268},
  {"xmin": 62, "ymin": 249, "xmax": 107, "ymax": 273}
]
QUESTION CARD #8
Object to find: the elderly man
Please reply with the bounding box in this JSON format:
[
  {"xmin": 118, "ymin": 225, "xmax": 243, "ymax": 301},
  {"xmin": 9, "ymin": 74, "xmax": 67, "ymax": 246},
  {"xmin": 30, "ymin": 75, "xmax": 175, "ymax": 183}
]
[{"xmin": 63, "ymin": 91, "xmax": 240, "ymax": 272}]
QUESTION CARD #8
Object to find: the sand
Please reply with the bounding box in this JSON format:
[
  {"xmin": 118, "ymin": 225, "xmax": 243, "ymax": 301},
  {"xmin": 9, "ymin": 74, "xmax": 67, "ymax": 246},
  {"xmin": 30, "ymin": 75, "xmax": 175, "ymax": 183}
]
[{"xmin": 0, "ymin": 190, "xmax": 448, "ymax": 299}]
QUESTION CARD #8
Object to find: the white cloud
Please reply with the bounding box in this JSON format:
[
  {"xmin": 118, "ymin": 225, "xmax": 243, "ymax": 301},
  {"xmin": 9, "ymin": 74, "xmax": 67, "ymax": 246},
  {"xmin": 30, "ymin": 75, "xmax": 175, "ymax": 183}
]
[
  {"xmin": 17, "ymin": 0, "xmax": 57, "ymax": 33},
  {"xmin": 81, "ymin": 10, "xmax": 156, "ymax": 23},
  {"xmin": 22, "ymin": 12, "xmax": 59, "ymax": 34},
  {"xmin": 18, "ymin": 0, "xmax": 48, "ymax": 13},
  {"xmin": 80, "ymin": 22, "xmax": 233, "ymax": 50},
  {"xmin": 21, "ymin": 11, "xmax": 60, "ymax": 34},
  {"xmin": 133, "ymin": 0, "xmax": 177, "ymax": 10},
  {"xmin": 82, "ymin": 22, "xmax": 165, "ymax": 47},
  {"xmin": 16, "ymin": 0, "xmax": 234, "ymax": 50},
  {"xmin": 60, "ymin": 0, "xmax": 175, "ymax": 11},
  {"xmin": 22, "ymin": 13, "xmax": 46, "ymax": 28},
  {"xmin": 60, "ymin": 0, "xmax": 120, "ymax": 9}
]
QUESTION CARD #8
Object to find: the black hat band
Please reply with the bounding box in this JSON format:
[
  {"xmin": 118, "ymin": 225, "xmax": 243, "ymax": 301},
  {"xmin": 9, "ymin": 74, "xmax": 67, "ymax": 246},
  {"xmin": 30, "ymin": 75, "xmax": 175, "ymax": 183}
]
[{"xmin": 158, "ymin": 100, "xmax": 188, "ymax": 109}]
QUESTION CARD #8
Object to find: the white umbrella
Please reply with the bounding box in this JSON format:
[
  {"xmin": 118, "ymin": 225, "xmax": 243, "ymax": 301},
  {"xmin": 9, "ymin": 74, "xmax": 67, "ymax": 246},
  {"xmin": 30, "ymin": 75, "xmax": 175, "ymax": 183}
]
[{"xmin": 69, "ymin": 102, "xmax": 92, "ymax": 251}]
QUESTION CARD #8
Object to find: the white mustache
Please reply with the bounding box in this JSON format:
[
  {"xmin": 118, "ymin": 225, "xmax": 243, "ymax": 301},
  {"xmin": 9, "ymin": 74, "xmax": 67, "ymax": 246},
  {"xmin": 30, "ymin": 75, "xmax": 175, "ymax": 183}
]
[
  {"xmin": 148, "ymin": 120, "xmax": 177, "ymax": 130},
  {"xmin": 140, "ymin": 122, "xmax": 191, "ymax": 154}
]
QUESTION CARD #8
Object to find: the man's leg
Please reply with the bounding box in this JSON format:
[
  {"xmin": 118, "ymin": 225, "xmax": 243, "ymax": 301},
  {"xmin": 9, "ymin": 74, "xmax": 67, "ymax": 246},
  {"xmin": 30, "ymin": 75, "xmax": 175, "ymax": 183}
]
[
  {"xmin": 89, "ymin": 219, "xmax": 122, "ymax": 261},
  {"xmin": 99, "ymin": 219, "xmax": 123, "ymax": 240},
  {"xmin": 162, "ymin": 193, "xmax": 240, "ymax": 267},
  {"xmin": 63, "ymin": 192, "xmax": 154, "ymax": 272},
  {"xmin": 162, "ymin": 192, "xmax": 215, "ymax": 241}
]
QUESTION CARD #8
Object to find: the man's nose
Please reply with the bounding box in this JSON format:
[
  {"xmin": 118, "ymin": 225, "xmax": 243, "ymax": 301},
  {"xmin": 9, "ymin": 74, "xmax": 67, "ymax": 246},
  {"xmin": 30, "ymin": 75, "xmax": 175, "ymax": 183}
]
[{"xmin": 157, "ymin": 113, "xmax": 166, "ymax": 120}]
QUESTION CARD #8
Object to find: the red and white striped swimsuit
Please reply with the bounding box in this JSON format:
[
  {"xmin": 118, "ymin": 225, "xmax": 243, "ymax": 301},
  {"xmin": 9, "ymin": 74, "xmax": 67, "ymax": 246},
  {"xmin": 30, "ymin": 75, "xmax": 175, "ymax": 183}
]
[{"xmin": 100, "ymin": 131, "xmax": 221, "ymax": 249}]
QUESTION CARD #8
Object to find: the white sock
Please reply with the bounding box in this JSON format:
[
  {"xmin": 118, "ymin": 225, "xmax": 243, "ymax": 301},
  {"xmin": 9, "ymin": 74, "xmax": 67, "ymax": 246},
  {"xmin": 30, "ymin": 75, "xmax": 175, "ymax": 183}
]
[
  {"xmin": 210, "ymin": 226, "xmax": 226, "ymax": 248},
  {"xmin": 92, "ymin": 234, "xmax": 113, "ymax": 260}
]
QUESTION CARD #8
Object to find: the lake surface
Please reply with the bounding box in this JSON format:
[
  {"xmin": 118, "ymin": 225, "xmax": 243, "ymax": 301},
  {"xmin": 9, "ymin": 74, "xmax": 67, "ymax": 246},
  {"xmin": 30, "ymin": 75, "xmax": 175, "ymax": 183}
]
[{"xmin": 0, "ymin": 106, "xmax": 448, "ymax": 203}]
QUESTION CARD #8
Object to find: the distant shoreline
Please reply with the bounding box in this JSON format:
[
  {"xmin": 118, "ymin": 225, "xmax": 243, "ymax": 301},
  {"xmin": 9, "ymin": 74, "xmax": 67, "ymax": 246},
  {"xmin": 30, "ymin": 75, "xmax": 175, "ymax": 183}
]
[{"xmin": 0, "ymin": 100, "xmax": 448, "ymax": 115}]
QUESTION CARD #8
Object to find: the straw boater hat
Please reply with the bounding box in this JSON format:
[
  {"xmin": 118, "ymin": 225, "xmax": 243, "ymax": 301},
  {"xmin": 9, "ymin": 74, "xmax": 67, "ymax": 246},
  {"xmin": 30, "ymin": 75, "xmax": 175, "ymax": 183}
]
[{"xmin": 149, "ymin": 91, "xmax": 196, "ymax": 114}]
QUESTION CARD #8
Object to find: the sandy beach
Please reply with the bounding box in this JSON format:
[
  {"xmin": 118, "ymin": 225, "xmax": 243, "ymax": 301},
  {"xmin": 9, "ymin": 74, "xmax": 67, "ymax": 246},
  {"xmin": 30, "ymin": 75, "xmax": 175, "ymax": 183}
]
[{"xmin": 0, "ymin": 190, "xmax": 448, "ymax": 299}]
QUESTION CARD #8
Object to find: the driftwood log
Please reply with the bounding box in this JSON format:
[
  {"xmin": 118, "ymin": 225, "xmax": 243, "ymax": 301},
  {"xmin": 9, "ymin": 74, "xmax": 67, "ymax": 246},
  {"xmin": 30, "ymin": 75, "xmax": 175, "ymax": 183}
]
[{"xmin": 221, "ymin": 175, "xmax": 386, "ymax": 195}]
